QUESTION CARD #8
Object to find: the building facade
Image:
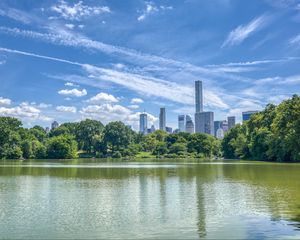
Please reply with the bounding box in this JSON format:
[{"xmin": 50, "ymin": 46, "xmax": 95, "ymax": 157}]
[
  {"xmin": 195, "ymin": 112, "xmax": 214, "ymax": 135},
  {"xmin": 195, "ymin": 80, "xmax": 203, "ymax": 113},
  {"xmin": 185, "ymin": 115, "xmax": 194, "ymax": 134},
  {"xmin": 51, "ymin": 121, "xmax": 59, "ymax": 130},
  {"xmin": 139, "ymin": 113, "xmax": 148, "ymax": 134},
  {"xmin": 159, "ymin": 107, "xmax": 166, "ymax": 131},
  {"xmin": 178, "ymin": 115, "xmax": 185, "ymax": 132},
  {"xmin": 242, "ymin": 111, "xmax": 259, "ymax": 122},
  {"xmin": 227, "ymin": 116, "xmax": 236, "ymax": 130}
]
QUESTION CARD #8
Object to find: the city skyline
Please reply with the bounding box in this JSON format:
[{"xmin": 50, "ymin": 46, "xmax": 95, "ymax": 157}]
[{"xmin": 0, "ymin": 0, "xmax": 300, "ymax": 130}]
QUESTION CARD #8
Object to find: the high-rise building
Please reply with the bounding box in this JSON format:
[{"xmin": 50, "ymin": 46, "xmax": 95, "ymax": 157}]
[
  {"xmin": 195, "ymin": 80, "xmax": 203, "ymax": 113},
  {"xmin": 139, "ymin": 113, "xmax": 148, "ymax": 134},
  {"xmin": 150, "ymin": 125, "xmax": 156, "ymax": 133},
  {"xmin": 221, "ymin": 120, "xmax": 228, "ymax": 133},
  {"xmin": 159, "ymin": 107, "xmax": 166, "ymax": 131},
  {"xmin": 195, "ymin": 112, "xmax": 214, "ymax": 135},
  {"xmin": 185, "ymin": 115, "xmax": 194, "ymax": 134},
  {"xmin": 178, "ymin": 115, "xmax": 185, "ymax": 132},
  {"xmin": 165, "ymin": 126, "xmax": 173, "ymax": 134},
  {"xmin": 214, "ymin": 121, "xmax": 221, "ymax": 137},
  {"xmin": 227, "ymin": 116, "xmax": 236, "ymax": 130},
  {"xmin": 216, "ymin": 128, "xmax": 224, "ymax": 139},
  {"xmin": 242, "ymin": 111, "xmax": 259, "ymax": 122},
  {"xmin": 51, "ymin": 121, "xmax": 59, "ymax": 130}
]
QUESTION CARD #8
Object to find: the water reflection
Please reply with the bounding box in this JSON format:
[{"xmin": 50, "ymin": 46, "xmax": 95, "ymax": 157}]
[{"xmin": 0, "ymin": 160, "xmax": 299, "ymax": 239}]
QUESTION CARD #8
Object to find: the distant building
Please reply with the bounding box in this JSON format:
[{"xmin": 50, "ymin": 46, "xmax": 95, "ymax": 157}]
[
  {"xmin": 126, "ymin": 125, "xmax": 132, "ymax": 129},
  {"xmin": 185, "ymin": 115, "xmax": 194, "ymax": 134},
  {"xmin": 242, "ymin": 111, "xmax": 259, "ymax": 122},
  {"xmin": 214, "ymin": 121, "xmax": 221, "ymax": 137},
  {"xmin": 159, "ymin": 107, "xmax": 166, "ymax": 131},
  {"xmin": 195, "ymin": 80, "xmax": 203, "ymax": 113},
  {"xmin": 178, "ymin": 115, "xmax": 185, "ymax": 132},
  {"xmin": 216, "ymin": 128, "xmax": 224, "ymax": 139},
  {"xmin": 51, "ymin": 121, "xmax": 59, "ymax": 130},
  {"xmin": 150, "ymin": 125, "xmax": 156, "ymax": 133},
  {"xmin": 166, "ymin": 126, "xmax": 173, "ymax": 134},
  {"xmin": 227, "ymin": 116, "xmax": 236, "ymax": 130},
  {"xmin": 195, "ymin": 112, "xmax": 214, "ymax": 135},
  {"xmin": 139, "ymin": 113, "xmax": 148, "ymax": 134},
  {"xmin": 45, "ymin": 127, "xmax": 50, "ymax": 133},
  {"xmin": 221, "ymin": 120, "xmax": 228, "ymax": 133},
  {"xmin": 173, "ymin": 129, "xmax": 179, "ymax": 134}
]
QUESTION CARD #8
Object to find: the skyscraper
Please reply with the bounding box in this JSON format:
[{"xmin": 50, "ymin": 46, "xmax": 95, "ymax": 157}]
[
  {"xmin": 159, "ymin": 107, "xmax": 166, "ymax": 131},
  {"xmin": 227, "ymin": 116, "xmax": 236, "ymax": 130},
  {"xmin": 139, "ymin": 113, "xmax": 148, "ymax": 134},
  {"xmin": 51, "ymin": 121, "xmax": 59, "ymax": 130},
  {"xmin": 195, "ymin": 112, "xmax": 214, "ymax": 135},
  {"xmin": 214, "ymin": 121, "xmax": 221, "ymax": 137},
  {"xmin": 195, "ymin": 80, "xmax": 203, "ymax": 113},
  {"xmin": 185, "ymin": 115, "xmax": 194, "ymax": 134},
  {"xmin": 242, "ymin": 111, "xmax": 259, "ymax": 122},
  {"xmin": 178, "ymin": 115, "xmax": 185, "ymax": 132}
]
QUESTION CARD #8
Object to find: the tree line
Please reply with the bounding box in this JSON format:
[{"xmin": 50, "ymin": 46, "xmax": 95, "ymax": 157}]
[
  {"xmin": 0, "ymin": 95, "xmax": 299, "ymax": 162},
  {"xmin": 0, "ymin": 117, "xmax": 220, "ymax": 160},
  {"xmin": 222, "ymin": 95, "xmax": 300, "ymax": 162}
]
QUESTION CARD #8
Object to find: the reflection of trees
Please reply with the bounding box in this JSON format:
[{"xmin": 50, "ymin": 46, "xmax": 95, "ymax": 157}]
[
  {"xmin": 221, "ymin": 163, "xmax": 300, "ymax": 230},
  {"xmin": 196, "ymin": 177, "xmax": 206, "ymax": 238}
]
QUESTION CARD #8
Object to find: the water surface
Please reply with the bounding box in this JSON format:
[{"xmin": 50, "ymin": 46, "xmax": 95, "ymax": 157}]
[{"xmin": 0, "ymin": 159, "xmax": 300, "ymax": 239}]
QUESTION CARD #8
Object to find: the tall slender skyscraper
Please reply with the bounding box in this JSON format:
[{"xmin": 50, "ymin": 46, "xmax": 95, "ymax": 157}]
[
  {"xmin": 178, "ymin": 115, "xmax": 185, "ymax": 132},
  {"xmin": 159, "ymin": 107, "xmax": 166, "ymax": 131},
  {"xmin": 195, "ymin": 80, "xmax": 203, "ymax": 113},
  {"xmin": 139, "ymin": 113, "xmax": 148, "ymax": 134}
]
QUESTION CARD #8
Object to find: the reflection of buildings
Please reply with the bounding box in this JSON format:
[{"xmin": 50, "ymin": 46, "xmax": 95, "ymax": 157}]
[{"xmin": 196, "ymin": 176, "xmax": 207, "ymax": 238}]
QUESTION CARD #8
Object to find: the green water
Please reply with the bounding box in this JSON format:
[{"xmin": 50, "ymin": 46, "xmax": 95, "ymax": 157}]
[{"xmin": 0, "ymin": 159, "xmax": 300, "ymax": 239}]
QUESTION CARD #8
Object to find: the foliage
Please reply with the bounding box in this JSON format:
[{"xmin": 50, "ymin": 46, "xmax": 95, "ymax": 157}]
[
  {"xmin": 222, "ymin": 95, "xmax": 300, "ymax": 162},
  {"xmin": 46, "ymin": 135, "xmax": 78, "ymax": 159}
]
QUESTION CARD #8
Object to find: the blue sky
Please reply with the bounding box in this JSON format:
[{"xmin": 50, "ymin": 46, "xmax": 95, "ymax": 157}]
[{"xmin": 0, "ymin": 0, "xmax": 300, "ymax": 130}]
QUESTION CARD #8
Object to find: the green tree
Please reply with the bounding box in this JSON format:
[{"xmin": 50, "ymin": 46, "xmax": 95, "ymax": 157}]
[
  {"xmin": 46, "ymin": 135, "xmax": 78, "ymax": 159},
  {"xmin": 75, "ymin": 119, "xmax": 104, "ymax": 153},
  {"xmin": 153, "ymin": 142, "xmax": 168, "ymax": 156},
  {"xmin": 102, "ymin": 121, "xmax": 133, "ymax": 156}
]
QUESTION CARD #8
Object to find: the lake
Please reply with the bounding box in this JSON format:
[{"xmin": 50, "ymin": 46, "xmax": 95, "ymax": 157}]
[{"xmin": 0, "ymin": 159, "xmax": 300, "ymax": 239}]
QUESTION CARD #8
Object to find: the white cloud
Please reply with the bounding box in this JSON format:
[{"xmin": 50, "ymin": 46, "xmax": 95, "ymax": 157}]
[
  {"xmin": 88, "ymin": 92, "xmax": 119, "ymax": 103},
  {"xmin": 0, "ymin": 8, "xmax": 32, "ymax": 24},
  {"xmin": 137, "ymin": 2, "xmax": 172, "ymax": 21},
  {"xmin": 51, "ymin": 0, "xmax": 111, "ymax": 21},
  {"xmin": 289, "ymin": 33, "xmax": 300, "ymax": 46},
  {"xmin": 58, "ymin": 88, "xmax": 87, "ymax": 97},
  {"xmin": 128, "ymin": 104, "xmax": 139, "ymax": 109},
  {"xmin": 222, "ymin": 15, "xmax": 270, "ymax": 47},
  {"xmin": 80, "ymin": 103, "xmax": 157, "ymax": 130},
  {"xmin": 65, "ymin": 23, "xmax": 75, "ymax": 29},
  {"xmin": 131, "ymin": 98, "xmax": 144, "ymax": 104},
  {"xmin": 0, "ymin": 60, "xmax": 6, "ymax": 65},
  {"xmin": 56, "ymin": 105, "xmax": 77, "ymax": 113},
  {"xmin": 65, "ymin": 82, "xmax": 79, "ymax": 87},
  {"xmin": 0, "ymin": 102, "xmax": 52, "ymax": 121},
  {"xmin": 0, "ymin": 97, "xmax": 11, "ymax": 106},
  {"xmin": 0, "ymin": 47, "xmax": 229, "ymax": 110}
]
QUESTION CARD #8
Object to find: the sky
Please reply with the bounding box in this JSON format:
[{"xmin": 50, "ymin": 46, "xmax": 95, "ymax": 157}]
[{"xmin": 0, "ymin": 0, "xmax": 300, "ymax": 130}]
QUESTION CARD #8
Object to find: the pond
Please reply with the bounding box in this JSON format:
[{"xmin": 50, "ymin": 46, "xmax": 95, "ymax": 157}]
[{"xmin": 0, "ymin": 159, "xmax": 300, "ymax": 239}]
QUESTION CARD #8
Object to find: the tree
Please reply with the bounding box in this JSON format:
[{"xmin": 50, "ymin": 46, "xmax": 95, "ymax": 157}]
[
  {"xmin": 153, "ymin": 142, "xmax": 168, "ymax": 156},
  {"xmin": 75, "ymin": 119, "xmax": 104, "ymax": 153},
  {"xmin": 46, "ymin": 135, "xmax": 78, "ymax": 159},
  {"xmin": 187, "ymin": 133, "xmax": 219, "ymax": 158},
  {"xmin": 102, "ymin": 121, "xmax": 133, "ymax": 155},
  {"xmin": 169, "ymin": 142, "xmax": 187, "ymax": 155}
]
